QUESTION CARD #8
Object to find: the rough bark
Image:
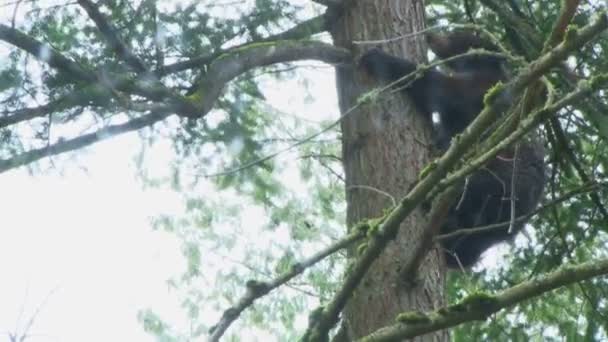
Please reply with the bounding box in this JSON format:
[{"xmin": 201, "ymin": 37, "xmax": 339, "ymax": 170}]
[{"xmin": 330, "ymin": 0, "xmax": 448, "ymax": 340}]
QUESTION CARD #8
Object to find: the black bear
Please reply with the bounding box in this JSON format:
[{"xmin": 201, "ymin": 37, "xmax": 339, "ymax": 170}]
[{"xmin": 359, "ymin": 30, "xmax": 545, "ymax": 268}]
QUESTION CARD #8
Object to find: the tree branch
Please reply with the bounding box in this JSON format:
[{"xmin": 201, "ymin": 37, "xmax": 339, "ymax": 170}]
[
  {"xmin": 301, "ymin": 13, "xmax": 607, "ymax": 341},
  {"xmin": 358, "ymin": 258, "xmax": 608, "ymax": 341},
  {"xmin": 77, "ymin": 0, "xmax": 148, "ymax": 73},
  {"xmin": 0, "ymin": 23, "xmax": 94, "ymax": 82},
  {"xmin": 159, "ymin": 13, "xmax": 332, "ymax": 76},
  {"xmin": 435, "ymin": 182, "xmax": 604, "ymax": 241},
  {"xmin": 0, "ymin": 88, "xmax": 113, "ymax": 129},
  {"xmin": 186, "ymin": 40, "xmax": 351, "ymax": 118},
  {"xmin": 432, "ymin": 70, "xmax": 608, "ymax": 200},
  {"xmin": 544, "ymin": 0, "xmax": 581, "ymax": 52},
  {"xmin": 0, "ymin": 107, "xmax": 170, "ymax": 174},
  {"xmin": 0, "ymin": 23, "xmax": 199, "ymax": 118},
  {"xmin": 208, "ymin": 229, "xmax": 366, "ymax": 341},
  {"xmin": 399, "ymin": 186, "xmax": 458, "ymax": 281}
]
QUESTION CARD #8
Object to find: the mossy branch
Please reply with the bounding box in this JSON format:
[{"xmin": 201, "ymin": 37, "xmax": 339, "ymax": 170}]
[
  {"xmin": 358, "ymin": 258, "xmax": 608, "ymax": 341},
  {"xmin": 159, "ymin": 13, "xmax": 334, "ymax": 76},
  {"xmin": 186, "ymin": 40, "xmax": 351, "ymax": 118},
  {"xmin": 208, "ymin": 228, "xmax": 366, "ymax": 341},
  {"xmin": 301, "ymin": 13, "xmax": 607, "ymax": 341}
]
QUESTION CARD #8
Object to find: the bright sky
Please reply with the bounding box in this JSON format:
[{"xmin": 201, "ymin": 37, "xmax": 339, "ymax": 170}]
[{"xmin": 0, "ymin": 133, "xmax": 189, "ymax": 341}]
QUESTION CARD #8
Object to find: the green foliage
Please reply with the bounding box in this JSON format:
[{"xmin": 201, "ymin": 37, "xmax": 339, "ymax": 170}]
[
  {"xmin": 425, "ymin": 0, "xmax": 608, "ymax": 340},
  {"xmin": 3, "ymin": 0, "xmax": 608, "ymax": 340}
]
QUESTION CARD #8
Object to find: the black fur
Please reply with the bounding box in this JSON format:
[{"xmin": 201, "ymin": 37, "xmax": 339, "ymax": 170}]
[{"xmin": 359, "ymin": 30, "xmax": 545, "ymax": 268}]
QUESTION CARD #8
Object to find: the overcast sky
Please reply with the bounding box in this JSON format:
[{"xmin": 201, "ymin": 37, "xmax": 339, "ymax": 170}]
[{"xmin": 0, "ymin": 132, "xmax": 191, "ymax": 341}]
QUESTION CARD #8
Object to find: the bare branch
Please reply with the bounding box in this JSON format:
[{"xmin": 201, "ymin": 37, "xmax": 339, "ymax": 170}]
[{"xmin": 0, "ymin": 23, "xmax": 196, "ymax": 118}]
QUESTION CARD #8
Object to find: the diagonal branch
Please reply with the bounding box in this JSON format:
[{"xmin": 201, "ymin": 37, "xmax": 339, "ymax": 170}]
[
  {"xmin": 77, "ymin": 0, "xmax": 148, "ymax": 73},
  {"xmin": 358, "ymin": 258, "xmax": 608, "ymax": 341},
  {"xmin": 301, "ymin": 13, "xmax": 608, "ymax": 341},
  {"xmin": 208, "ymin": 229, "xmax": 366, "ymax": 341},
  {"xmin": 431, "ymin": 71, "xmax": 608, "ymax": 200},
  {"xmin": 543, "ymin": 0, "xmax": 581, "ymax": 52},
  {"xmin": 0, "ymin": 88, "xmax": 113, "ymax": 129},
  {"xmin": 159, "ymin": 13, "xmax": 333, "ymax": 76},
  {"xmin": 0, "ymin": 23, "xmax": 94, "ymax": 82},
  {"xmin": 435, "ymin": 182, "xmax": 604, "ymax": 241},
  {"xmin": 186, "ymin": 40, "xmax": 351, "ymax": 118},
  {"xmin": 0, "ymin": 23, "xmax": 197, "ymax": 116},
  {"xmin": 0, "ymin": 107, "xmax": 171, "ymax": 174}
]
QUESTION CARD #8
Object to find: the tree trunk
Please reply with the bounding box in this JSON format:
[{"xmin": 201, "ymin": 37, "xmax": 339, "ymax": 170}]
[{"xmin": 331, "ymin": 1, "xmax": 448, "ymax": 339}]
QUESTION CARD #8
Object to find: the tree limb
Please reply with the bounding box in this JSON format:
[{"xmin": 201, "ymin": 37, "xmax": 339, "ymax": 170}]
[
  {"xmin": 159, "ymin": 13, "xmax": 332, "ymax": 76},
  {"xmin": 431, "ymin": 70, "xmax": 608, "ymax": 200},
  {"xmin": 0, "ymin": 107, "xmax": 170, "ymax": 174},
  {"xmin": 0, "ymin": 88, "xmax": 113, "ymax": 129},
  {"xmin": 208, "ymin": 229, "xmax": 366, "ymax": 341},
  {"xmin": 77, "ymin": 0, "xmax": 148, "ymax": 73},
  {"xmin": 435, "ymin": 182, "xmax": 604, "ymax": 241},
  {"xmin": 301, "ymin": 13, "xmax": 607, "ymax": 341},
  {"xmin": 0, "ymin": 23, "xmax": 94, "ymax": 82},
  {"xmin": 544, "ymin": 0, "xmax": 581, "ymax": 52},
  {"xmin": 186, "ymin": 40, "xmax": 351, "ymax": 118},
  {"xmin": 358, "ymin": 258, "xmax": 608, "ymax": 341}
]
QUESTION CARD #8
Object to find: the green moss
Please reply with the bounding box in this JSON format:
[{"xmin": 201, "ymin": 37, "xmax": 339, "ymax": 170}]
[
  {"xmin": 365, "ymin": 216, "xmax": 385, "ymax": 237},
  {"xmin": 483, "ymin": 81, "xmax": 505, "ymax": 106},
  {"xmin": 353, "ymin": 221, "xmax": 371, "ymax": 234},
  {"xmin": 419, "ymin": 160, "xmax": 438, "ymax": 180},
  {"xmin": 396, "ymin": 311, "xmax": 432, "ymax": 324},
  {"xmin": 564, "ymin": 25, "xmax": 579, "ymax": 42},
  {"xmin": 357, "ymin": 242, "xmax": 368, "ymax": 255},
  {"xmin": 357, "ymin": 88, "xmax": 381, "ymax": 105},
  {"xmin": 589, "ymin": 73, "xmax": 608, "ymax": 90},
  {"xmin": 445, "ymin": 292, "xmax": 498, "ymax": 314},
  {"xmin": 185, "ymin": 92, "xmax": 203, "ymax": 103}
]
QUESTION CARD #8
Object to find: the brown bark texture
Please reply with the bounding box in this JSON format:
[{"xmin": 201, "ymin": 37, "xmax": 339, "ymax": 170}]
[{"xmin": 330, "ymin": 0, "xmax": 448, "ymax": 340}]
